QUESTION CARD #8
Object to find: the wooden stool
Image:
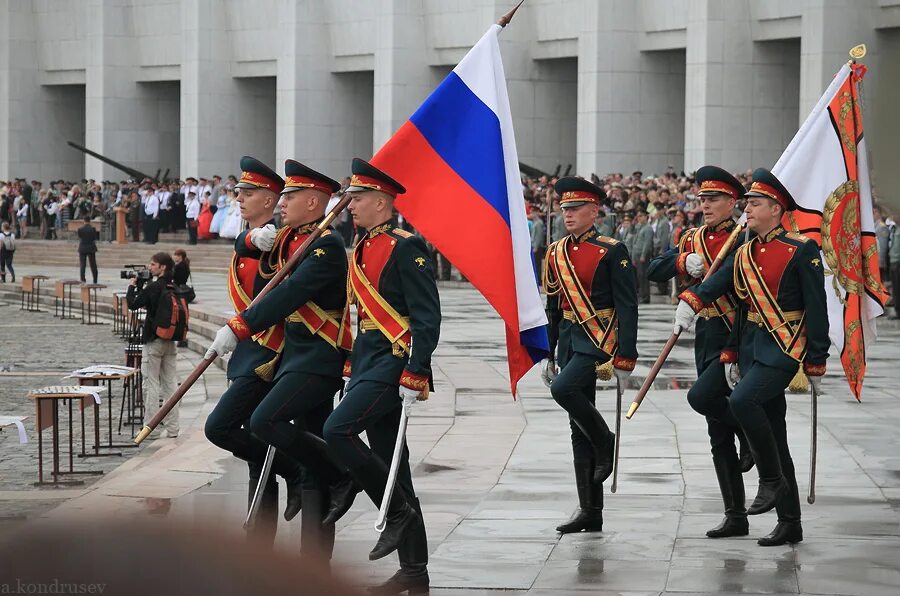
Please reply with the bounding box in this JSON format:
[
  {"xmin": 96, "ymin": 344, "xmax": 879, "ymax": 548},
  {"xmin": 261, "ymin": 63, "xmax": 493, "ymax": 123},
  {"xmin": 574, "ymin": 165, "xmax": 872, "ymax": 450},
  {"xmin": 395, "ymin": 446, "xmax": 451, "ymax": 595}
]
[
  {"xmin": 125, "ymin": 346, "xmax": 144, "ymax": 431},
  {"xmin": 28, "ymin": 389, "xmax": 104, "ymax": 486},
  {"xmin": 20, "ymin": 275, "xmax": 49, "ymax": 312},
  {"xmin": 80, "ymin": 284, "xmax": 107, "ymax": 325},
  {"xmin": 73, "ymin": 369, "xmax": 140, "ymax": 447},
  {"xmin": 55, "ymin": 280, "xmax": 81, "ymax": 319}
]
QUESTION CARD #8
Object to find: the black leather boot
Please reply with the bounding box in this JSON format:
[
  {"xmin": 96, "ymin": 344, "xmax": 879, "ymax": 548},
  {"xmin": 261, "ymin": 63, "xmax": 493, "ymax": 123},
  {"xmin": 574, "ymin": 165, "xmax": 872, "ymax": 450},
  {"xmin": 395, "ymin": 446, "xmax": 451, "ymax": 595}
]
[
  {"xmin": 737, "ymin": 430, "xmax": 755, "ymax": 473},
  {"xmin": 706, "ymin": 449, "xmax": 749, "ymax": 538},
  {"xmin": 759, "ymin": 466, "xmax": 802, "ymax": 546},
  {"xmin": 557, "ymin": 460, "xmax": 603, "ymax": 533},
  {"xmin": 300, "ymin": 487, "xmax": 335, "ymax": 568},
  {"xmin": 370, "ymin": 498, "xmax": 430, "ymax": 594},
  {"xmin": 745, "ymin": 429, "xmax": 786, "ymax": 515},
  {"xmin": 349, "ymin": 456, "xmax": 419, "ymax": 562},
  {"xmin": 367, "ymin": 568, "xmax": 430, "ymax": 595},
  {"xmin": 284, "ymin": 472, "xmax": 304, "ymax": 521},
  {"xmin": 571, "ymin": 407, "xmax": 615, "ymax": 484},
  {"xmin": 323, "ymin": 473, "xmax": 362, "ymax": 525},
  {"xmin": 247, "ymin": 463, "xmax": 278, "ymax": 547},
  {"xmin": 757, "ymin": 521, "xmax": 803, "ymax": 546},
  {"xmin": 370, "ymin": 502, "xmax": 419, "ymax": 561},
  {"xmin": 291, "ymin": 431, "xmax": 359, "ymax": 525}
]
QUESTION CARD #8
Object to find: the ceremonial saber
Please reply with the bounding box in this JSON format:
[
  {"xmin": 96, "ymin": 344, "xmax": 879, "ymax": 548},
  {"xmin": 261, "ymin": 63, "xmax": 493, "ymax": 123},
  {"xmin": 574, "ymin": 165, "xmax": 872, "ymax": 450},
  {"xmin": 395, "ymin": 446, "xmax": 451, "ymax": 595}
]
[
  {"xmin": 807, "ymin": 382, "xmax": 818, "ymax": 504},
  {"xmin": 375, "ymin": 405, "xmax": 409, "ymax": 533},
  {"xmin": 626, "ymin": 223, "xmax": 744, "ymax": 420},
  {"xmin": 244, "ymin": 445, "xmax": 276, "ymax": 529},
  {"xmin": 134, "ymin": 194, "xmax": 353, "ymax": 445},
  {"xmin": 610, "ymin": 374, "xmax": 623, "ymax": 493}
]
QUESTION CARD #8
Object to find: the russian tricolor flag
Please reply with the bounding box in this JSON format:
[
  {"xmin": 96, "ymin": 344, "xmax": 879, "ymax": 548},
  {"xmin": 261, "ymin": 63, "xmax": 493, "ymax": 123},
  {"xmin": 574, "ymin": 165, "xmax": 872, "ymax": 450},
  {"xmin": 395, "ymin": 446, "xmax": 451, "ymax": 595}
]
[{"xmin": 372, "ymin": 24, "xmax": 549, "ymax": 396}]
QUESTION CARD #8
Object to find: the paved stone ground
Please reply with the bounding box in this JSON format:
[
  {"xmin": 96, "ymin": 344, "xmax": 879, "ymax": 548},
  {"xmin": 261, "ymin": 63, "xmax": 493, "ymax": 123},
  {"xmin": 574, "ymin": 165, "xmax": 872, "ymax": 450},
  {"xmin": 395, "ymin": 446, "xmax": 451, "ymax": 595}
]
[
  {"xmin": 4, "ymin": 261, "xmax": 900, "ymax": 594},
  {"xmin": 0, "ymin": 292, "xmax": 223, "ymax": 532}
]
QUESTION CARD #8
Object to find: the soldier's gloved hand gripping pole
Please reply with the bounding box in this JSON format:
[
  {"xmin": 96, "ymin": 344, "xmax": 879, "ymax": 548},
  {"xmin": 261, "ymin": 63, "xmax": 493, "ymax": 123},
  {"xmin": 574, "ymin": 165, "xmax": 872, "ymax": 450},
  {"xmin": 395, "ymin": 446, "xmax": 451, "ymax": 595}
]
[
  {"xmin": 133, "ymin": 194, "xmax": 353, "ymax": 445},
  {"xmin": 625, "ymin": 223, "xmax": 745, "ymax": 420}
]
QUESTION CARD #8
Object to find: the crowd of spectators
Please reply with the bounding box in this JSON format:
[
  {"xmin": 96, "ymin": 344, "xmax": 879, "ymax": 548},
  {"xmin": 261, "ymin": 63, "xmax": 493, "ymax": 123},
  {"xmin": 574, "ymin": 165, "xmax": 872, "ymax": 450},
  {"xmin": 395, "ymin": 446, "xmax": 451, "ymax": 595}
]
[{"xmin": 2, "ymin": 167, "xmax": 896, "ymax": 313}]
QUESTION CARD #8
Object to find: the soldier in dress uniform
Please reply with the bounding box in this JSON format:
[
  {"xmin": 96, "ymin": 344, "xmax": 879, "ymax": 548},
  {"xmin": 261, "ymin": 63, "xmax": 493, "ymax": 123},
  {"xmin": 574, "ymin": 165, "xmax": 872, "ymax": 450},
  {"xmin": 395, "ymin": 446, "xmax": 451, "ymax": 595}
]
[
  {"xmin": 674, "ymin": 168, "xmax": 829, "ymax": 546},
  {"xmin": 203, "ymin": 156, "xmax": 303, "ymax": 545},
  {"xmin": 207, "ymin": 159, "xmax": 358, "ymax": 563},
  {"xmin": 647, "ymin": 166, "xmax": 754, "ymax": 539},
  {"xmin": 322, "ymin": 158, "xmax": 440, "ymax": 595},
  {"xmin": 540, "ymin": 176, "xmax": 638, "ymax": 534}
]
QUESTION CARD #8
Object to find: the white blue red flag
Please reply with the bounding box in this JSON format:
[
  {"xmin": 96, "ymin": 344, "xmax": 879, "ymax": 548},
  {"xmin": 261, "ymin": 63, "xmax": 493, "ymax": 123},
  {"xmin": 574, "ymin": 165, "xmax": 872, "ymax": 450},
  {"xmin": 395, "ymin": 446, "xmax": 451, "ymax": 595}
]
[{"xmin": 372, "ymin": 24, "xmax": 549, "ymax": 396}]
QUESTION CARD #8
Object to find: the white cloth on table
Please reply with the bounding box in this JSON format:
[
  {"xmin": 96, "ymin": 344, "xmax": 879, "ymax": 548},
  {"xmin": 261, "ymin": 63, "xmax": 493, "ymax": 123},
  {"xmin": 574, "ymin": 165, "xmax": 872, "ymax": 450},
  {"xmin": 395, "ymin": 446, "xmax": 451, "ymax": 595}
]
[
  {"xmin": 28, "ymin": 386, "xmax": 102, "ymax": 404},
  {"xmin": 0, "ymin": 415, "xmax": 28, "ymax": 443},
  {"xmin": 67, "ymin": 364, "xmax": 137, "ymax": 377}
]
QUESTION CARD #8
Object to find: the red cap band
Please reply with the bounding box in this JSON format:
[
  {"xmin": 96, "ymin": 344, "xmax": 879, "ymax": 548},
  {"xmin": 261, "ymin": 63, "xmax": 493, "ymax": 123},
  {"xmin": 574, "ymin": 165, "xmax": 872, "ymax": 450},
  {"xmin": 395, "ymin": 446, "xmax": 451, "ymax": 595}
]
[
  {"xmin": 239, "ymin": 170, "xmax": 284, "ymax": 193},
  {"xmin": 698, "ymin": 180, "xmax": 738, "ymax": 199},
  {"xmin": 559, "ymin": 190, "xmax": 600, "ymax": 205},
  {"xmin": 350, "ymin": 174, "xmax": 400, "ymax": 197},
  {"xmin": 748, "ymin": 181, "xmax": 788, "ymax": 211},
  {"xmin": 284, "ymin": 176, "xmax": 332, "ymax": 195}
]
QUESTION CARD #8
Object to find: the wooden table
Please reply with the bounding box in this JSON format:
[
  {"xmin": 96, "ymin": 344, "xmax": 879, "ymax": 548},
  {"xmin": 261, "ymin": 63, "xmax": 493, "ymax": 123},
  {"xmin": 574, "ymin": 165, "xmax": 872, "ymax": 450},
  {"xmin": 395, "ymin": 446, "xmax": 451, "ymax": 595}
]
[
  {"xmin": 28, "ymin": 389, "xmax": 104, "ymax": 486},
  {"xmin": 80, "ymin": 283, "xmax": 108, "ymax": 325},
  {"xmin": 21, "ymin": 275, "xmax": 49, "ymax": 312},
  {"xmin": 71, "ymin": 368, "xmax": 141, "ymax": 451},
  {"xmin": 55, "ymin": 279, "xmax": 82, "ymax": 319}
]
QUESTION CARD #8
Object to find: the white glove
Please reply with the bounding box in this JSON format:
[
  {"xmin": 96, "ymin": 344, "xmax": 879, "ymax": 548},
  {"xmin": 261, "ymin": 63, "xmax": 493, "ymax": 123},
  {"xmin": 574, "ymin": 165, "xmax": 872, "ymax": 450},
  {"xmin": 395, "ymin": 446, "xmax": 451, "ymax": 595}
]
[
  {"xmin": 205, "ymin": 325, "xmax": 238, "ymax": 360},
  {"xmin": 540, "ymin": 359, "xmax": 558, "ymax": 388},
  {"xmin": 809, "ymin": 374, "xmax": 823, "ymax": 394},
  {"xmin": 399, "ymin": 386, "xmax": 421, "ymax": 415},
  {"xmin": 613, "ymin": 367, "xmax": 631, "ymax": 385},
  {"xmin": 725, "ymin": 362, "xmax": 740, "ymax": 390},
  {"xmin": 685, "ymin": 253, "xmax": 705, "ymax": 279},
  {"xmin": 674, "ymin": 300, "xmax": 697, "ymax": 332},
  {"xmin": 249, "ymin": 223, "xmax": 277, "ymax": 251}
]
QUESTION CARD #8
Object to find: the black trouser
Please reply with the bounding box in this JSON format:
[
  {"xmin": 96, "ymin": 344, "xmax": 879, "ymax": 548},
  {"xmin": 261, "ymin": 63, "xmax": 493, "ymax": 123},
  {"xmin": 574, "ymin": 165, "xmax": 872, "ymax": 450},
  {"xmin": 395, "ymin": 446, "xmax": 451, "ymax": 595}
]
[
  {"xmin": 79, "ymin": 252, "xmax": 98, "ymax": 284},
  {"xmin": 729, "ymin": 362, "xmax": 800, "ymax": 523},
  {"xmin": 551, "ymin": 350, "xmax": 611, "ymax": 464},
  {"xmin": 204, "ymin": 375, "xmax": 300, "ymax": 480},
  {"xmin": 188, "ymin": 224, "xmax": 198, "ymax": 245},
  {"xmin": 687, "ymin": 360, "xmax": 741, "ymax": 449},
  {"xmin": 635, "ymin": 259, "xmax": 650, "ymax": 303},
  {"xmin": 324, "ymin": 380, "xmax": 425, "ymax": 570},
  {"xmin": 144, "ymin": 218, "xmax": 158, "ymax": 243},
  {"xmin": 0, "ymin": 249, "xmax": 13, "ymax": 281},
  {"xmin": 249, "ymin": 371, "xmax": 343, "ymax": 487},
  {"xmin": 891, "ymin": 263, "xmax": 900, "ymax": 317}
]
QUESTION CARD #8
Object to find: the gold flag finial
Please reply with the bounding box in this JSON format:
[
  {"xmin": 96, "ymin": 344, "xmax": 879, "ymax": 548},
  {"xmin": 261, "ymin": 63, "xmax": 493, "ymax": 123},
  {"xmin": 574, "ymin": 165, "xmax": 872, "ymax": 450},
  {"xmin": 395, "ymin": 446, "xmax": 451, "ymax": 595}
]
[{"xmin": 849, "ymin": 44, "xmax": 867, "ymax": 60}]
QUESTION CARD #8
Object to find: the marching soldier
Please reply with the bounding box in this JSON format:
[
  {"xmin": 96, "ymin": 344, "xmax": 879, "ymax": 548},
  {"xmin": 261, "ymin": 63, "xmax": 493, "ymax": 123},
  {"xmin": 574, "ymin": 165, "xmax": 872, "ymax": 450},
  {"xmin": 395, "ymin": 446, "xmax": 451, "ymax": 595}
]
[
  {"xmin": 203, "ymin": 156, "xmax": 302, "ymax": 544},
  {"xmin": 541, "ymin": 176, "xmax": 638, "ymax": 534},
  {"xmin": 206, "ymin": 160, "xmax": 358, "ymax": 563},
  {"xmin": 647, "ymin": 166, "xmax": 754, "ymax": 539},
  {"xmin": 674, "ymin": 168, "xmax": 829, "ymax": 546},
  {"xmin": 322, "ymin": 158, "xmax": 440, "ymax": 594}
]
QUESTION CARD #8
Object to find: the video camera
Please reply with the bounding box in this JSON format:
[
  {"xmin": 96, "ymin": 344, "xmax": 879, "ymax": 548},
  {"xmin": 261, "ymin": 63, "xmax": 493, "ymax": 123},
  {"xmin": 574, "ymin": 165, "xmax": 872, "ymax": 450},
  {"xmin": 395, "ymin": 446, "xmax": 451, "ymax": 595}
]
[{"xmin": 121, "ymin": 264, "xmax": 152, "ymax": 283}]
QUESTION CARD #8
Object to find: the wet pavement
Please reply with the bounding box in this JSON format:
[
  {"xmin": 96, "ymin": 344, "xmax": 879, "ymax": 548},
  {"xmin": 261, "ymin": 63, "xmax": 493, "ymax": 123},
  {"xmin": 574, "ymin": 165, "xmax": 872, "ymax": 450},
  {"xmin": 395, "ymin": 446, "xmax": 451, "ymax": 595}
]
[{"xmin": 4, "ymin": 262, "xmax": 900, "ymax": 594}]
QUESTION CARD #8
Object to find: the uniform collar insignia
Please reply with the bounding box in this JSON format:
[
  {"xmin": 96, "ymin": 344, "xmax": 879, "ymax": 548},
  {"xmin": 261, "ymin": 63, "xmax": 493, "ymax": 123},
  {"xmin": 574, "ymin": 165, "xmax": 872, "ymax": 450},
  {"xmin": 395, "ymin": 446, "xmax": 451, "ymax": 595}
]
[
  {"xmin": 367, "ymin": 221, "xmax": 394, "ymax": 238},
  {"xmin": 295, "ymin": 219, "xmax": 321, "ymax": 235},
  {"xmin": 762, "ymin": 225, "xmax": 784, "ymax": 243},
  {"xmin": 711, "ymin": 218, "xmax": 736, "ymax": 232},
  {"xmin": 574, "ymin": 228, "xmax": 596, "ymax": 243}
]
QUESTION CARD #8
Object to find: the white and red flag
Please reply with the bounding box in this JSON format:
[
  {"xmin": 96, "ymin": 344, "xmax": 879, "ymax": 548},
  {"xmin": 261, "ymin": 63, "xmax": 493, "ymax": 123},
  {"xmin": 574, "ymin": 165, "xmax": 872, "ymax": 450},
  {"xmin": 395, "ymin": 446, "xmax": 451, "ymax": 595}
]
[{"xmin": 772, "ymin": 62, "xmax": 888, "ymax": 400}]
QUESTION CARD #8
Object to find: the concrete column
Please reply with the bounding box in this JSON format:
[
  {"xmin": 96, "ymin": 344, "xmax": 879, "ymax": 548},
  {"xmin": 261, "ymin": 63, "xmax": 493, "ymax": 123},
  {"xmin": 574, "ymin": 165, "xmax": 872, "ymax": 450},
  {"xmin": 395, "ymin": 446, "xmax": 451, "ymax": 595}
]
[
  {"xmin": 372, "ymin": 0, "xmax": 432, "ymax": 149},
  {"xmin": 181, "ymin": 0, "xmax": 275, "ymax": 178},
  {"xmin": 683, "ymin": 0, "xmax": 756, "ymax": 172},
  {"xmin": 277, "ymin": 0, "xmax": 371, "ymax": 178},
  {"xmin": 84, "ymin": 0, "xmax": 142, "ymax": 181},
  {"xmin": 576, "ymin": 0, "xmax": 644, "ymax": 176},
  {"xmin": 799, "ymin": 0, "xmax": 878, "ymax": 120},
  {"xmin": 0, "ymin": 0, "xmax": 85, "ymax": 181}
]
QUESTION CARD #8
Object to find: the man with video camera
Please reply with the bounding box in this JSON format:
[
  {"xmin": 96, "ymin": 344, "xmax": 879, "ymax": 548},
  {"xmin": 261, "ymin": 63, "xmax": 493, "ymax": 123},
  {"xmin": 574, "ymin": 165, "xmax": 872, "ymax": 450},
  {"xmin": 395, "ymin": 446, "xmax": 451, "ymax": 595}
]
[{"xmin": 126, "ymin": 251, "xmax": 181, "ymax": 439}]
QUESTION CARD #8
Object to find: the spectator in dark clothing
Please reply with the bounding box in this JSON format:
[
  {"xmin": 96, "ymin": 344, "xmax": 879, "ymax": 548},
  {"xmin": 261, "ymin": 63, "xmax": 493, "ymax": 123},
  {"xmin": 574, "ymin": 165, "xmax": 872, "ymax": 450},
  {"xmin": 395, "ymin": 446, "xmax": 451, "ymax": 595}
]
[
  {"xmin": 77, "ymin": 215, "xmax": 99, "ymax": 284},
  {"xmin": 173, "ymin": 249, "xmax": 191, "ymax": 285}
]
